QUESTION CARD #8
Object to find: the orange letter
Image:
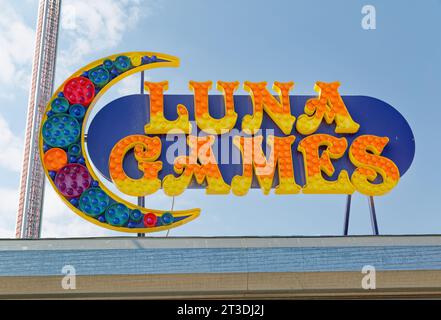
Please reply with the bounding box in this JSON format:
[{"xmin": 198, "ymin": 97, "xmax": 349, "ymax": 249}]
[
  {"xmin": 163, "ymin": 136, "xmax": 230, "ymax": 195},
  {"xmin": 296, "ymin": 82, "xmax": 360, "ymax": 135},
  {"xmin": 190, "ymin": 81, "xmax": 239, "ymax": 134},
  {"xmin": 242, "ymin": 81, "xmax": 296, "ymax": 135},
  {"xmin": 349, "ymin": 135, "xmax": 400, "ymax": 196},
  {"xmin": 109, "ymin": 135, "xmax": 162, "ymax": 196},
  {"xmin": 144, "ymin": 81, "xmax": 191, "ymax": 134},
  {"xmin": 298, "ymin": 134, "xmax": 354, "ymax": 194},
  {"xmin": 231, "ymin": 135, "xmax": 301, "ymax": 195}
]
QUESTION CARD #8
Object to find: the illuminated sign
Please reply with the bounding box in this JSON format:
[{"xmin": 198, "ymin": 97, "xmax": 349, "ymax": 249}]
[{"xmin": 40, "ymin": 52, "xmax": 415, "ymax": 233}]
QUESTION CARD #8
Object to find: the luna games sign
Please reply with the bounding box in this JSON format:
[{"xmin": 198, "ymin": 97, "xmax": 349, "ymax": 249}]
[{"xmin": 39, "ymin": 52, "xmax": 415, "ymax": 233}]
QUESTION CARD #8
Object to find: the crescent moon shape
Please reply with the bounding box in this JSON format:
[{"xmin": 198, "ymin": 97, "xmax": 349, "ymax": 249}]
[{"xmin": 39, "ymin": 52, "xmax": 200, "ymax": 233}]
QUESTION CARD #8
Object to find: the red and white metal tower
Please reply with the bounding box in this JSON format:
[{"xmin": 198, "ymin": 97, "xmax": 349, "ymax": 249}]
[{"xmin": 16, "ymin": 0, "xmax": 61, "ymax": 238}]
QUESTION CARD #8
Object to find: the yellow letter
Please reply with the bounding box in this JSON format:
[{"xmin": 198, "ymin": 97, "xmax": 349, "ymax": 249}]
[
  {"xmin": 163, "ymin": 135, "xmax": 230, "ymax": 196},
  {"xmin": 190, "ymin": 81, "xmax": 239, "ymax": 134},
  {"xmin": 231, "ymin": 135, "xmax": 301, "ymax": 196},
  {"xmin": 296, "ymin": 81, "xmax": 360, "ymax": 135},
  {"xmin": 109, "ymin": 135, "xmax": 162, "ymax": 196},
  {"xmin": 144, "ymin": 81, "xmax": 191, "ymax": 134},
  {"xmin": 242, "ymin": 81, "xmax": 296, "ymax": 135},
  {"xmin": 297, "ymin": 134, "xmax": 354, "ymax": 194},
  {"xmin": 349, "ymin": 135, "xmax": 400, "ymax": 196}
]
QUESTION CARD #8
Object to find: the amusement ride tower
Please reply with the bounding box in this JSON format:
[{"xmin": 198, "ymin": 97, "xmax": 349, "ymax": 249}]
[{"xmin": 16, "ymin": 0, "xmax": 61, "ymax": 238}]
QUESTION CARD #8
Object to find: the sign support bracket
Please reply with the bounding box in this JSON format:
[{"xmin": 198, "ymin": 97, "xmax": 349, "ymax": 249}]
[
  {"xmin": 343, "ymin": 195, "xmax": 351, "ymax": 236},
  {"xmin": 137, "ymin": 71, "xmax": 146, "ymax": 238},
  {"xmin": 343, "ymin": 195, "xmax": 380, "ymax": 236},
  {"xmin": 368, "ymin": 196, "xmax": 380, "ymax": 235}
]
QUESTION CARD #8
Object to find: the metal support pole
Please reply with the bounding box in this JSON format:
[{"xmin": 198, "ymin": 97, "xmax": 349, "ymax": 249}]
[
  {"xmin": 343, "ymin": 195, "xmax": 351, "ymax": 236},
  {"xmin": 140, "ymin": 71, "xmax": 145, "ymax": 94},
  {"xmin": 137, "ymin": 71, "xmax": 146, "ymax": 237},
  {"xmin": 137, "ymin": 196, "xmax": 145, "ymax": 237},
  {"xmin": 368, "ymin": 196, "xmax": 379, "ymax": 235}
]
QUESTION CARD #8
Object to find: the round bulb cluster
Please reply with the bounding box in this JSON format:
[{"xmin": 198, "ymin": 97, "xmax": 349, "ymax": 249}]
[
  {"xmin": 103, "ymin": 59, "xmax": 114, "ymax": 70},
  {"xmin": 63, "ymin": 76, "xmax": 95, "ymax": 106},
  {"xmin": 161, "ymin": 212, "xmax": 174, "ymax": 225},
  {"xmin": 143, "ymin": 213, "xmax": 157, "ymax": 227},
  {"xmin": 79, "ymin": 187, "xmax": 110, "ymax": 217},
  {"xmin": 114, "ymin": 55, "xmax": 132, "ymax": 72},
  {"xmin": 130, "ymin": 209, "xmax": 143, "ymax": 222},
  {"xmin": 105, "ymin": 203, "xmax": 130, "ymax": 227},
  {"xmin": 89, "ymin": 66, "xmax": 110, "ymax": 88},
  {"xmin": 51, "ymin": 97, "xmax": 70, "ymax": 113},
  {"xmin": 42, "ymin": 114, "xmax": 80, "ymax": 148},
  {"xmin": 44, "ymin": 148, "xmax": 68, "ymax": 171},
  {"xmin": 69, "ymin": 104, "xmax": 86, "ymax": 119},
  {"xmin": 68, "ymin": 143, "xmax": 81, "ymax": 156},
  {"xmin": 54, "ymin": 164, "xmax": 92, "ymax": 198}
]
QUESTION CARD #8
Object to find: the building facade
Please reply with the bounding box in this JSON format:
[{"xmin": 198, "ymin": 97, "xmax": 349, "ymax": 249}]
[{"xmin": 0, "ymin": 236, "xmax": 440, "ymax": 298}]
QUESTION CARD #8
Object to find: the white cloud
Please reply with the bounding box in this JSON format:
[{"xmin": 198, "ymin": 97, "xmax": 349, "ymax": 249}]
[
  {"xmin": 0, "ymin": 0, "xmax": 35, "ymax": 88},
  {"xmin": 40, "ymin": 182, "xmax": 178, "ymax": 238},
  {"xmin": 116, "ymin": 73, "xmax": 152, "ymax": 96},
  {"xmin": 0, "ymin": 187, "xmax": 19, "ymax": 238},
  {"xmin": 117, "ymin": 75, "xmax": 142, "ymax": 96},
  {"xmin": 0, "ymin": 113, "xmax": 23, "ymax": 172},
  {"xmin": 0, "ymin": 181, "xmax": 123, "ymax": 238},
  {"xmin": 41, "ymin": 183, "xmax": 121, "ymax": 238},
  {"xmin": 58, "ymin": 0, "xmax": 151, "ymax": 78},
  {"xmin": 0, "ymin": 0, "xmax": 170, "ymax": 238}
]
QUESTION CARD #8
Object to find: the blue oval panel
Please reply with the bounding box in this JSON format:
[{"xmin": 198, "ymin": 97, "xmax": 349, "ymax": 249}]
[{"xmin": 87, "ymin": 94, "xmax": 415, "ymax": 188}]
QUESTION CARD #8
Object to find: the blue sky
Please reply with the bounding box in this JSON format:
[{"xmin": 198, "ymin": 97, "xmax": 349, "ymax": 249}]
[{"xmin": 0, "ymin": 0, "xmax": 440, "ymax": 237}]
